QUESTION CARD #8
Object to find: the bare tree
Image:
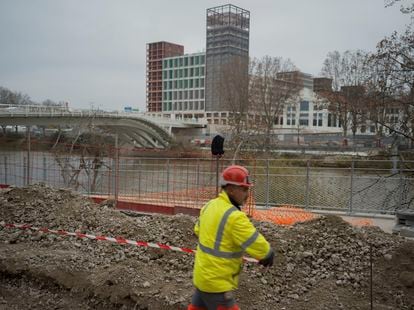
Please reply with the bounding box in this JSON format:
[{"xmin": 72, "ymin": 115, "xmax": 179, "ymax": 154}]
[
  {"xmin": 319, "ymin": 50, "xmax": 370, "ymax": 137},
  {"xmin": 0, "ymin": 86, "xmax": 32, "ymax": 106},
  {"xmin": 367, "ymin": 24, "xmax": 414, "ymax": 143},
  {"xmin": 342, "ymin": 85, "xmax": 366, "ymax": 142},
  {"xmin": 385, "ymin": 0, "xmax": 414, "ymax": 14},
  {"xmin": 249, "ymin": 56, "xmax": 301, "ymax": 148}
]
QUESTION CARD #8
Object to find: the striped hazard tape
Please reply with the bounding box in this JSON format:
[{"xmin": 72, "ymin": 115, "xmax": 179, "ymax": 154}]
[{"xmin": 0, "ymin": 222, "xmax": 259, "ymax": 263}]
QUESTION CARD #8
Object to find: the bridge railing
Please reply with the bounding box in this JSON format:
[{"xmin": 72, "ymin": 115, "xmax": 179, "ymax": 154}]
[{"xmin": 0, "ymin": 104, "xmax": 206, "ymax": 126}]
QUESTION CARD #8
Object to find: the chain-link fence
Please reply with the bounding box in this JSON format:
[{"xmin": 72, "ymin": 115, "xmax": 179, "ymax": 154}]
[{"xmin": 0, "ymin": 150, "xmax": 413, "ymax": 214}]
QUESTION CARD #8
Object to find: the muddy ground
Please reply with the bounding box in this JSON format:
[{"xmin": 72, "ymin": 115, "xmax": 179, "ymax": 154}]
[{"xmin": 0, "ymin": 184, "xmax": 413, "ymax": 309}]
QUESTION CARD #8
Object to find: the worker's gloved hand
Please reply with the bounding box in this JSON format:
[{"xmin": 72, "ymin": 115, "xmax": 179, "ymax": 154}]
[{"xmin": 259, "ymin": 249, "xmax": 274, "ymax": 267}]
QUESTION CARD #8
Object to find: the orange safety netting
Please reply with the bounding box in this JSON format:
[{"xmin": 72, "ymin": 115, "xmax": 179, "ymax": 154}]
[
  {"xmin": 250, "ymin": 206, "xmax": 317, "ymax": 225},
  {"xmin": 243, "ymin": 193, "xmax": 317, "ymax": 226},
  {"xmin": 347, "ymin": 218, "xmax": 373, "ymax": 227}
]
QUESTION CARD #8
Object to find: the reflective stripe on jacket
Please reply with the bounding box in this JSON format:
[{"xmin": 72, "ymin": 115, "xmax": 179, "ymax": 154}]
[{"xmin": 193, "ymin": 190, "xmax": 271, "ymax": 293}]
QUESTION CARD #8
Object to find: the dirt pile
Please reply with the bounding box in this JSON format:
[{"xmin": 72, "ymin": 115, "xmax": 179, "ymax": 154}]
[{"xmin": 0, "ymin": 184, "xmax": 413, "ymax": 309}]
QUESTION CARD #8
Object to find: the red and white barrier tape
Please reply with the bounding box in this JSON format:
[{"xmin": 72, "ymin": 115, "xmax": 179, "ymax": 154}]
[{"xmin": 0, "ymin": 222, "xmax": 258, "ymax": 263}]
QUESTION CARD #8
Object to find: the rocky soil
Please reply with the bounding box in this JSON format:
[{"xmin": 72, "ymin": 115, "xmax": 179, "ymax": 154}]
[{"xmin": 0, "ymin": 184, "xmax": 413, "ymax": 309}]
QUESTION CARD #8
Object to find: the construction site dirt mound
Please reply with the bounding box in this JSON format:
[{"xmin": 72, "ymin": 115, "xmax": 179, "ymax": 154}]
[{"xmin": 0, "ymin": 184, "xmax": 413, "ymax": 309}]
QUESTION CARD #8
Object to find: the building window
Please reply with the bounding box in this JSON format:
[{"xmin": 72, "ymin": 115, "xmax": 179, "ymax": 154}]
[
  {"xmin": 174, "ymin": 59, "xmax": 178, "ymax": 67},
  {"xmin": 313, "ymin": 113, "xmax": 317, "ymax": 126},
  {"xmin": 195, "ymin": 56, "xmax": 199, "ymax": 65},
  {"xmin": 190, "ymin": 68, "xmax": 194, "ymax": 77},
  {"xmin": 200, "ymin": 89, "xmax": 204, "ymax": 98},
  {"xmin": 200, "ymin": 78, "xmax": 204, "ymax": 87},
  {"xmin": 200, "ymin": 67, "xmax": 205, "ymax": 76},
  {"xmin": 189, "ymin": 79, "xmax": 193, "ymax": 88},
  {"xmin": 318, "ymin": 113, "xmax": 322, "ymax": 126},
  {"xmin": 184, "ymin": 57, "xmax": 188, "ymax": 66},
  {"xmin": 195, "ymin": 67, "xmax": 199, "ymax": 76},
  {"xmin": 200, "ymin": 101, "xmax": 204, "ymax": 110},
  {"xmin": 179, "ymin": 58, "xmax": 183, "ymax": 66},
  {"xmin": 189, "ymin": 57, "xmax": 194, "ymax": 66},
  {"xmin": 189, "ymin": 102, "xmax": 193, "ymax": 110},
  {"xmin": 169, "ymin": 59, "xmax": 173, "ymax": 67},
  {"xmin": 299, "ymin": 119, "xmax": 309, "ymax": 126},
  {"xmin": 300, "ymin": 101, "xmax": 309, "ymax": 111},
  {"xmin": 200, "ymin": 55, "xmax": 205, "ymax": 64},
  {"xmin": 195, "ymin": 79, "xmax": 199, "ymax": 88}
]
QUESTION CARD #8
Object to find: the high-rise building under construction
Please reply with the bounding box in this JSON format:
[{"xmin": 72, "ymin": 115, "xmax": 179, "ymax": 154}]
[{"xmin": 205, "ymin": 4, "xmax": 250, "ymax": 111}]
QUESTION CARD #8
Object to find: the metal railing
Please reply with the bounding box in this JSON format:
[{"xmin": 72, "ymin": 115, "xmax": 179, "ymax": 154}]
[{"xmin": 1, "ymin": 151, "xmax": 413, "ymax": 215}]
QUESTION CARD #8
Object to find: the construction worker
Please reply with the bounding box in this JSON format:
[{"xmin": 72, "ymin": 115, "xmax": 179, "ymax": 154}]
[{"xmin": 188, "ymin": 165, "xmax": 274, "ymax": 310}]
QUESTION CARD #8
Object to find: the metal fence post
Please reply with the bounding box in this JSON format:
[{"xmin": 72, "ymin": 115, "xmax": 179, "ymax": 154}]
[
  {"xmin": 43, "ymin": 157, "xmax": 47, "ymax": 182},
  {"xmin": 23, "ymin": 156, "xmax": 27, "ymax": 187},
  {"xmin": 305, "ymin": 160, "xmax": 310, "ymax": 209},
  {"xmin": 87, "ymin": 164, "xmax": 91, "ymax": 196},
  {"xmin": 166, "ymin": 159, "xmax": 170, "ymax": 201},
  {"xmin": 196, "ymin": 159, "xmax": 200, "ymax": 204},
  {"xmin": 349, "ymin": 159, "xmax": 354, "ymax": 214},
  {"xmin": 398, "ymin": 162, "xmax": 404, "ymax": 210},
  {"xmin": 138, "ymin": 160, "xmax": 141, "ymax": 198},
  {"xmin": 186, "ymin": 160, "xmax": 190, "ymax": 195},
  {"xmin": 107, "ymin": 156, "xmax": 112, "ymax": 197},
  {"xmin": 4, "ymin": 156, "xmax": 8, "ymax": 185},
  {"xmin": 114, "ymin": 134, "xmax": 119, "ymax": 207},
  {"xmin": 26, "ymin": 126, "xmax": 31, "ymax": 186},
  {"xmin": 265, "ymin": 159, "xmax": 270, "ymax": 208}
]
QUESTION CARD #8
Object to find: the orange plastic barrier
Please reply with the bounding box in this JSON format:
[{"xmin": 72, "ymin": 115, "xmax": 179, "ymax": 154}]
[
  {"xmin": 249, "ymin": 205, "xmax": 317, "ymax": 226},
  {"xmin": 347, "ymin": 218, "xmax": 373, "ymax": 227}
]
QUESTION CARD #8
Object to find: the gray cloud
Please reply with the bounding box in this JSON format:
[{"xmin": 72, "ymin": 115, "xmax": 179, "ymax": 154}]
[{"xmin": 0, "ymin": 0, "xmax": 410, "ymax": 111}]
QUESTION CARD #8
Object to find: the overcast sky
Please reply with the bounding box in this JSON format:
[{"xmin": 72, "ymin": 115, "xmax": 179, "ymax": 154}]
[{"xmin": 0, "ymin": 0, "xmax": 411, "ymax": 111}]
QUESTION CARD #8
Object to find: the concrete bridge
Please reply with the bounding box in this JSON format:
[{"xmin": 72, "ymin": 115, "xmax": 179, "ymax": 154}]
[{"xmin": 0, "ymin": 105, "xmax": 206, "ymax": 148}]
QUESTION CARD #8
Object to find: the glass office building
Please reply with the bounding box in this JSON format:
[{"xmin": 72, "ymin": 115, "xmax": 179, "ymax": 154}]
[{"xmin": 161, "ymin": 52, "xmax": 206, "ymax": 119}]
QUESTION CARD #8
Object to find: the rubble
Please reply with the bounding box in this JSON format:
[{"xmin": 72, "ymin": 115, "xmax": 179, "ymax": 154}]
[{"xmin": 0, "ymin": 184, "xmax": 413, "ymax": 309}]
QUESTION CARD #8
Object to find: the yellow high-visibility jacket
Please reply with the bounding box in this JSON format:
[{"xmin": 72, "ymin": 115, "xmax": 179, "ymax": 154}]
[{"xmin": 193, "ymin": 190, "xmax": 271, "ymax": 293}]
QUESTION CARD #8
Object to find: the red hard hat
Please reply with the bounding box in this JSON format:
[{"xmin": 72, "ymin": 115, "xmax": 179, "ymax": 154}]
[{"xmin": 220, "ymin": 165, "xmax": 253, "ymax": 187}]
